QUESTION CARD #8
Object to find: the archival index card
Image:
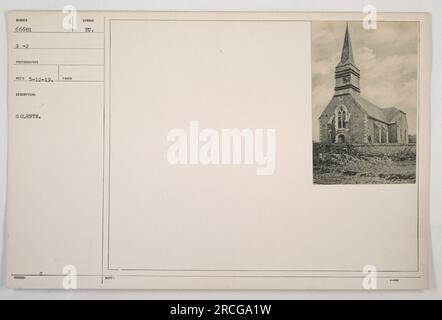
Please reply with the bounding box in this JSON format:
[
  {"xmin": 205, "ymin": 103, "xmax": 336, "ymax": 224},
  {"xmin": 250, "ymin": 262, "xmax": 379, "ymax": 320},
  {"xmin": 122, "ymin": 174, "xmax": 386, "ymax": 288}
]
[{"xmin": 5, "ymin": 11, "xmax": 430, "ymax": 289}]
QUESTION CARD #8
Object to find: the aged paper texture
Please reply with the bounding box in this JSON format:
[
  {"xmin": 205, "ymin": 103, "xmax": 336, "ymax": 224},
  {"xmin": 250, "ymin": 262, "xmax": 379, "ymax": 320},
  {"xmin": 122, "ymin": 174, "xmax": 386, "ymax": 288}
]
[{"xmin": 5, "ymin": 11, "xmax": 430, "ymax": 289}]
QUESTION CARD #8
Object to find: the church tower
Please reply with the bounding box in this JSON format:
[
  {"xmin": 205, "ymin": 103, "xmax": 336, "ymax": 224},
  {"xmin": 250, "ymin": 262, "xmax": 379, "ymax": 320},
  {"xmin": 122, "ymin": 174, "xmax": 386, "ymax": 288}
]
[{"xmin": 334, "ymin": 23, "xmax": 360, "ymax": 96}]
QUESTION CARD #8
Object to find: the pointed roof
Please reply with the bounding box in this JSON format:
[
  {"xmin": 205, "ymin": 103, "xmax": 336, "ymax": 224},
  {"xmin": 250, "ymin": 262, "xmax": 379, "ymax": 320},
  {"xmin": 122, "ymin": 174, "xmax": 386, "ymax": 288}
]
[
  {"xmin": 354, "ymin": 95, "xmax": 404, "ymax": 124},
  {"xmin": 382, "ymin": 107, "xmax": 406, "ymax": 121},
  {"xmin": 337, "ymin": 22, "xmax": 356, "ymax": 67}
]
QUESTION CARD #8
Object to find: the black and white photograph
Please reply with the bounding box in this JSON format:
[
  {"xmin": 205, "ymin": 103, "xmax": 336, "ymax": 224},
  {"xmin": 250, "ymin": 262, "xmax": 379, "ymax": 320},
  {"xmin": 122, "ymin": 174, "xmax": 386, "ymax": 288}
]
[{"xmin": 312, "ymin": 21, "xmax": 418, "ymax": 184}]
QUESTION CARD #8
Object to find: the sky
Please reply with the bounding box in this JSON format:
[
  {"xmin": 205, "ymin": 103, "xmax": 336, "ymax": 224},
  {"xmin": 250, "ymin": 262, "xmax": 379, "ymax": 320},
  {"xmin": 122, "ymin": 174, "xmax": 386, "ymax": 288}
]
[{"xmin": 311, "ymin": 21, "xmax": 418, "ymax": 141}]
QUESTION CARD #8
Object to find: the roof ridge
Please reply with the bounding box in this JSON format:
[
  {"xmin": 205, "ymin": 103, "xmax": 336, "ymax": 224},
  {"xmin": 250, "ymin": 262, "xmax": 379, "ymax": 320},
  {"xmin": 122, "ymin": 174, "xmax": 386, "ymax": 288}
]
[{"xmin": 353, "ymin": 95, "xmax": 389, "ymax": 123}]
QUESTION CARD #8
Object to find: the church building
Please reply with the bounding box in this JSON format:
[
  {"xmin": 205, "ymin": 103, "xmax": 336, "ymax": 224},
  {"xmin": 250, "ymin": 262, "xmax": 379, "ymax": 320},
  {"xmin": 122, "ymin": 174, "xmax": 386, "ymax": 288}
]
[{"xmin": 319, "ymin": 24, "xmax": 409, "ymax": 144}]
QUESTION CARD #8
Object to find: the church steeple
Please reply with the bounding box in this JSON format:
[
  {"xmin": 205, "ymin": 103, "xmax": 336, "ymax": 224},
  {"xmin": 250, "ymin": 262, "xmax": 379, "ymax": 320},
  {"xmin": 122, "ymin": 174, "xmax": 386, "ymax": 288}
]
[
  {"xmin": 334, "ymin": 22, "xmax": 360, "ymax": 96},
  {"xmin": 338, "ymin": 23, "xmax": 355, "ymax": 67}
]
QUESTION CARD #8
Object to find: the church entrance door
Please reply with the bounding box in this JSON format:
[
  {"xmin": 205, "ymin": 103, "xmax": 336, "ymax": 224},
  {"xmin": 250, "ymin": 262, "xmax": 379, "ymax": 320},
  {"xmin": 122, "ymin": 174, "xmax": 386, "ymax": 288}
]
[{"xmin": 337, "ymin": 134, "xmax": 345, "ymax": 143}]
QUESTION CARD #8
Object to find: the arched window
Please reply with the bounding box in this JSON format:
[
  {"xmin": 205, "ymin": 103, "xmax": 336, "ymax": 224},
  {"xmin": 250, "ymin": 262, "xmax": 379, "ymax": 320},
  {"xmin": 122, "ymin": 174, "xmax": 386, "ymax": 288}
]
[{"xmin": 337, "ymin": 107, "xmax": 346, "ymax": 128}]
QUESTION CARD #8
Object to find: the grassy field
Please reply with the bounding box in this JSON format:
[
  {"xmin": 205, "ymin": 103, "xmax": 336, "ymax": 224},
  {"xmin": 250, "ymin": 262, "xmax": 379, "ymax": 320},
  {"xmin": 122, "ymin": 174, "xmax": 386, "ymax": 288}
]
[{"xmin": 313, "ymin": 143, "xmax": 416, "ymax": 185}]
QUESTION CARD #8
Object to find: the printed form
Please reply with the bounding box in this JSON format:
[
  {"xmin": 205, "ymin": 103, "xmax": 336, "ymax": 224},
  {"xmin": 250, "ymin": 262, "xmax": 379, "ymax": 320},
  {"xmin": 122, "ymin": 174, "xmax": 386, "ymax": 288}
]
[{"xmin": 5, "ymin": 11, "xmax": 430, "ymax": 289}]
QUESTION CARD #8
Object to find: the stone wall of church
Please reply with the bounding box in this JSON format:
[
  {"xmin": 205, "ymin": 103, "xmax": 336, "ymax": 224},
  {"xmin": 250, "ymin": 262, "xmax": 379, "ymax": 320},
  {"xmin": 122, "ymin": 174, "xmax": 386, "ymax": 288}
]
[
  {"xmin": 366, "ymin": 118, "xmax": 389, "ymax": 144},
  {"xmin": 346, "ymin": 104, "xmax": 366, "ymax": 143},
  {"xmin": 364, "ymin": 115, "xmax": 409, "ymax": 144},
  {"xmin": 388, "ymin": 123, "xmax": 398, "ymax": 143},
  {"xmin": 319, "ymin": 94, "xmax": 366, "ymax": 144},
  {"xmin": 394, "ymin": 113, "xmax": 409, "ymax": 143}
]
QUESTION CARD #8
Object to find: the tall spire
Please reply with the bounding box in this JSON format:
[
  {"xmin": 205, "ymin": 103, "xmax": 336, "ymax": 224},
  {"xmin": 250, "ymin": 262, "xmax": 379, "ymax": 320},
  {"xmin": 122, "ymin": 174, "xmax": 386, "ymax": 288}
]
[
  {"xmin": 334, "ymin": 22, "xmax": 360, "ymax": 96},
  {"xmin": 338, "ymin": 22, "xmax": 355, "ymax": 67}
]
